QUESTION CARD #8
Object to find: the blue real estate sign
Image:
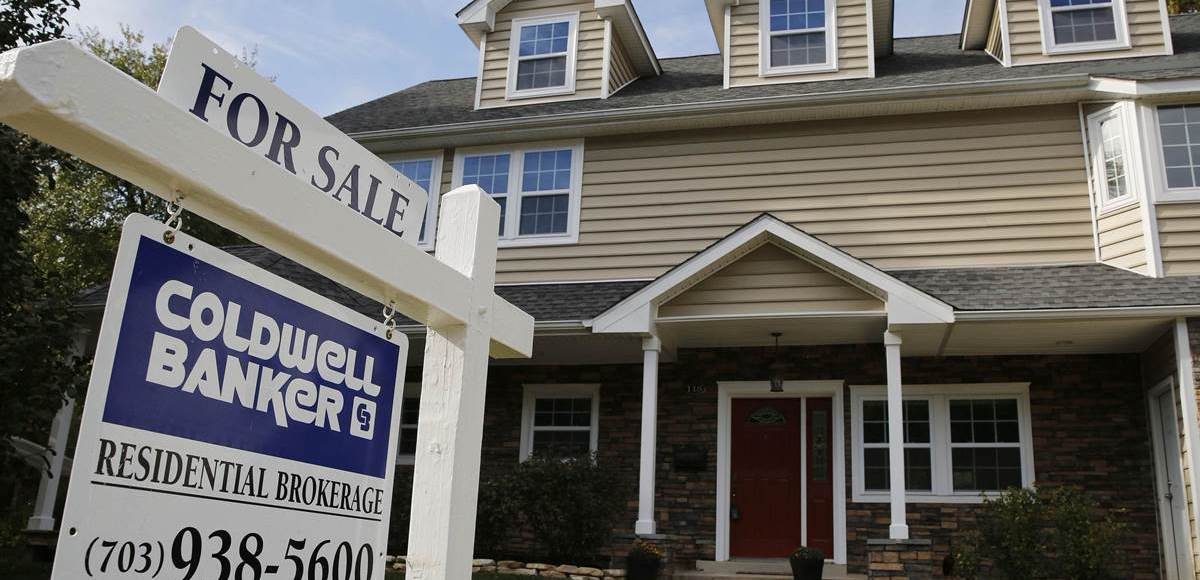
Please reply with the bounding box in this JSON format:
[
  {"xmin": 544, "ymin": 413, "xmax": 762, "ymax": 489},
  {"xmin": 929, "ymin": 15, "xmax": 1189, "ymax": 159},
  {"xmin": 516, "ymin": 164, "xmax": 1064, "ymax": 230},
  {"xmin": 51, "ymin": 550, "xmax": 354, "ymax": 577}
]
[{"xmin": 52, "ymin": 214, "xmax": 407, "ymax": 580}]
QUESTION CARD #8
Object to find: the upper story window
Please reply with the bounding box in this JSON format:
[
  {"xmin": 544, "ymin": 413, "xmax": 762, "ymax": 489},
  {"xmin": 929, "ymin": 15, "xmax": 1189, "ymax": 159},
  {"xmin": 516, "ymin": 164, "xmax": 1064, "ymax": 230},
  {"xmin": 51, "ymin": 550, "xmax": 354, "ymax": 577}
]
[
  {"xmin": 1085, "ymin": 105, "xmax": 1136, "ymax": 211},
  {"xmin": 507, "ymin": 13, "xmax": 579, "ymax": 100},
  {"xmin": 454, "ymin": 141, "xmax": 583, "ymax": 247},
  {"xmin": 851, "ymin": 384, "xmax": 1034, "ymax": 503},
  {"xmin": 389, "ymin": 154, "xmax": 443, "ymax": 249},
  {"xmin": 760, "ymin": 0, "xmax": 837, "ymax": 75},
  {"xmin": 1038, "ymin": 0, "xmax": 1129, "ymax": 54},
  {"xmin": 1156, "ymin": 105, "xmax": 1200, "ymax": 191},
  {"xmin": 519, "ymin": 384, "xmax": 600, "ymax": 461},
  {"xmin": 396, "ymin": 383, "xmax": 421, "ymax": 466}
]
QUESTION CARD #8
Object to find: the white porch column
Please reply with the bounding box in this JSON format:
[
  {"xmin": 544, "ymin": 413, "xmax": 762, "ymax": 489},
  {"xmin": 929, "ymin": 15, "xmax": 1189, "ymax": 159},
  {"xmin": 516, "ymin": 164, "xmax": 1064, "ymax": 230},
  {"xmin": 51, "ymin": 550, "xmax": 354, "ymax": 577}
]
[
  {"xmin": 25, "ymin": 397, "xmax": 75, "ymax": 532},
  {"xmin": 884, "ymin": 331, "xmax": 909, "ymax": 540},
  {"xmin": 635, "ymin": 335, "xmax": 661, "ymax": 535},
  {"xmin": 1172, "ymin": 319, "xmax": 1200, "ymax": 550}
]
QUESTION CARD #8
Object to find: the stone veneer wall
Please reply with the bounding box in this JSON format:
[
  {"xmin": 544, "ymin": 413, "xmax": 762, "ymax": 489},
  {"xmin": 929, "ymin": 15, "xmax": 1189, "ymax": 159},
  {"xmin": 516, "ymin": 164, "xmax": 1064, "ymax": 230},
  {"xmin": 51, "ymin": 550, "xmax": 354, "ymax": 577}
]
[{"xmin": 387, "ymin": 346, "xmax": 1161, "ymax": 576}]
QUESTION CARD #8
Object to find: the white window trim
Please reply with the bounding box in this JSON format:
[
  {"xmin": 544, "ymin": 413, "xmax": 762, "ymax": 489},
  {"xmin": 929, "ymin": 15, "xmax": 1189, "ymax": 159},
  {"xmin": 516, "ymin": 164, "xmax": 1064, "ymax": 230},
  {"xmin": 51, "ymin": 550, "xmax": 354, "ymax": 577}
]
[
  {"xmin": 506, "ymin": 12, "xmax": 580, "ymax": 101},
  {"xmin": 384, "ymin": 151, "xmax": 444, "ymax": 251},
  {"xmin": 850, "ymin": 383, "xmax": 1035, "ymax": 504},
  {"xmin": 1146, "ymin": 102, "xmax": 1200, "ymax": 203},
  {"xmin": 1086, "ymin": 103, "xmax": 1139, "ymax": 215},
  {"xmin": 451, "ymin": 140, "xmax": 584, "ymax": 248},
  {"xmin": 1036, "ymin": 0, "xmax": 1130, "ymax": 56},
  {"xmin": 758, "ymin": 0, "xmax": 839, "ymax": 77},
  {"xmin": 519, "ymin": 384, "xmax": 600, "ymax": 461},
  {"xmin": 395, "ymin": 382, "xmax": 422, "ymax": 466}
]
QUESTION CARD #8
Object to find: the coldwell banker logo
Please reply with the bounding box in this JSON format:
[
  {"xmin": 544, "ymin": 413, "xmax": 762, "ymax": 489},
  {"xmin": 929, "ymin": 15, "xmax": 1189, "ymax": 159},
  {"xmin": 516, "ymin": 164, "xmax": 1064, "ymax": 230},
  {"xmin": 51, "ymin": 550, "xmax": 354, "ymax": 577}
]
[
  {"xmin": 145, "ymin": 278, "xmax": 381, "ymax": 441},
  {"xmin": 103, "ymin": 239, "xmax": 398, "ymax": 477}
]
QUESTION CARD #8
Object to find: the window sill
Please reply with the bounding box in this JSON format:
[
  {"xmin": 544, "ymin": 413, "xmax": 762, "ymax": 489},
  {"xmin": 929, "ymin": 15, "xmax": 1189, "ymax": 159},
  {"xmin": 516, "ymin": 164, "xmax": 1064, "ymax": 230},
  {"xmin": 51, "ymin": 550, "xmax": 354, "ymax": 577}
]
[
  {"xmin": 852, "ymin": 491, "xmax": 1011, "ymax": 504},
  {"xmin": 1043, "ymin": 39, "xmax": 1130, "ymax": 56},
  {"xmin": 760, "ymin": 62, "xmax": 838, "ymax": 77},
  {"xmin": 1097, "ymin": 196, "xmax": 1138, "ymax": 216},
  {"xmin": 506, "ymin": 85, "xmax": 576, "ymax": 101},
  {"xmin": 498, "ymin": 233, "xmax": 579, "ymax": 248},
  {"xmin": 1156, "ymin": 189, "xmax": 1200, "ymax": 204}
]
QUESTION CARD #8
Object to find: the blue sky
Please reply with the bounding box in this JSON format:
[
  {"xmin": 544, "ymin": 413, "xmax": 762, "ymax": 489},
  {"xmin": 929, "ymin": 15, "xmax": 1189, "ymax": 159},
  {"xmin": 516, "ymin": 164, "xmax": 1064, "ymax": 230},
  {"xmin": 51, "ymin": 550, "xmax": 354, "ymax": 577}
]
[{"xmin": 70, "ymin": 0, "xmax": 966, "ymax": 115}]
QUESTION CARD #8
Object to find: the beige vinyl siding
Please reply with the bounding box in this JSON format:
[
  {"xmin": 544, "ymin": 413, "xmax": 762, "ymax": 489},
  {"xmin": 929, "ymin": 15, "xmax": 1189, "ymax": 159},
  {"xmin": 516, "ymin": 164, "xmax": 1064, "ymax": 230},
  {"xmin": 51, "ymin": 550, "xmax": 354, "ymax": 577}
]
[
  {"xmin": 985, "ymin": 0, "xmax": 1005, "ymax": 62},
  {"xmin": 728, "ymin": 0, "xmax": 871, "ymax": 88},
  {"xmin": 1157, "ymin": 203, "xmax": 1200, "ymax": 275},
  {"xmin": 659, "ymin": 243, "xmax": 882, "ymax": 318},
  {"xmin": 1007, "ymin": 0, "xmax": 1169, "ymax": 66},
  {"xmin": 479, "ymin": 104, "xmax": 1093, "ymax": 284},
  {"xmin": 478, "ymin": 0, "xmax": 604, "ymax": 109},
  {"xmin": 1097, "ymin": 204, "xmax": 1148, "ymax": 273},
  {"xmin": 607, "ymin": 28, "xmax": 637, "ymax": 95}
]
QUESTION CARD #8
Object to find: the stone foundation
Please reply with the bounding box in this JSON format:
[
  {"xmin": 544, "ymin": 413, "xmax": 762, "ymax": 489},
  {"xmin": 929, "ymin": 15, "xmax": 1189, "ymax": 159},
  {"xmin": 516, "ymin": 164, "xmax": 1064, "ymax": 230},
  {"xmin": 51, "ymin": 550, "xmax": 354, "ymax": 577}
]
[{"xmin": 866, "ymin": 539, "xmax": 933, "ymax": 579}]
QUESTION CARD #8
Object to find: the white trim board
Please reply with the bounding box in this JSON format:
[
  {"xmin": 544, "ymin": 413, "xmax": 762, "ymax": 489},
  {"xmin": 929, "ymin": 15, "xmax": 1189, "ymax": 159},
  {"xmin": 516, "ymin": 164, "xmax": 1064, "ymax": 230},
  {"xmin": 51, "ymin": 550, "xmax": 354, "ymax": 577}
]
[
  {"xmin": 1147, "ymin": 377, "xmax": 1198, "ymax": 580},
  {"xmin": 715, "ymin": 380, "xmax": 846, "ymax": 564}
]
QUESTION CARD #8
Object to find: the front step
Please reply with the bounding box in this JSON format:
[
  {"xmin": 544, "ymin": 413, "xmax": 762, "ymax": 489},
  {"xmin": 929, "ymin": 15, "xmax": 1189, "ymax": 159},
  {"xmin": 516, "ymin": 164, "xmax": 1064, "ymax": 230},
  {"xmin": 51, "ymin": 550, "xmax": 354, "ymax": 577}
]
[{"xmin": 678, "ymin": 560, "xmax": 864, "ymax": 580}]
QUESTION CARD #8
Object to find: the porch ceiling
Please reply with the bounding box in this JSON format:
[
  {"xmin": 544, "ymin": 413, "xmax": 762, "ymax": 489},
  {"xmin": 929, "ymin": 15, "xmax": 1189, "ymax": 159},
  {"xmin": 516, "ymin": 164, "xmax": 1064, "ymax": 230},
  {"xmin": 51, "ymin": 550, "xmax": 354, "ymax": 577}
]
[{"xmin": 898, "ymin": 317, "xmax": 1174, "ymax": 356}]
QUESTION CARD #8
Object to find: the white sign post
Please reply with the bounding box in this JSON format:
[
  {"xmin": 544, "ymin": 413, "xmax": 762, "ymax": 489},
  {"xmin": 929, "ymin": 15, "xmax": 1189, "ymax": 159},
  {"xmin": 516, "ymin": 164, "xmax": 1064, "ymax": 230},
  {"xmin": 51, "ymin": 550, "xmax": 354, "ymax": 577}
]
[{"xmin": 0, "ymin": 28, "xmax": 533, "ymax": 580}]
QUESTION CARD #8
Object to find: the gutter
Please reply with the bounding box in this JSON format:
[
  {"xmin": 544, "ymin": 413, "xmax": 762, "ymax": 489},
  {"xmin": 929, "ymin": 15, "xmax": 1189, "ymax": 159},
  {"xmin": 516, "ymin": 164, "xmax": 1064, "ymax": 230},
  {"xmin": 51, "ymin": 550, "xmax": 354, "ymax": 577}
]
[
  {"xmin": 955, "ymin": 305, "xmax": 1200, "ymax": 320},
  {"xmin": 347, "ymin": 74, "xmax": 1092, "ymax": 143}
]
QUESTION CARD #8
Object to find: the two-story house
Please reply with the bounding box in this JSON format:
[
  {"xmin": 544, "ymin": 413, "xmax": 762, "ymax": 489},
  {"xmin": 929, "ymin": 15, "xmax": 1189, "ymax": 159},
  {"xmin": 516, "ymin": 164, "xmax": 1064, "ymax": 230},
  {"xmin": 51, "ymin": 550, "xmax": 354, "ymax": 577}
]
[{"xmin": 64, "ymin": 0, "xmax": 1200, "ymax": 577}]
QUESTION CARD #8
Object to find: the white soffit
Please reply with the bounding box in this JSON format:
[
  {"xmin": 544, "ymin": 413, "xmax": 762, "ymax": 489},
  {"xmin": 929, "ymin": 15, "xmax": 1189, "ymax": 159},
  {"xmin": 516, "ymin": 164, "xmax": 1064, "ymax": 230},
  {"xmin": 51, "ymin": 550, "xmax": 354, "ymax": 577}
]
[
  {"xmin": 874, "ymin": 0, "xmax": 894, "ymax": 57},
  {"xmin": 961, "ymin": 0, "xmax": 997, "ymax": 50},
  {"xmin": 588, "ymin": 214, "xmax": 955, "ymax": 334},
  {"xmin": 595, "ymin": 0, "xmax": 661, "ymax": 76},
  {"xmin": 457, "ymin": 0, "xmax": 514, "ymax": 46}
]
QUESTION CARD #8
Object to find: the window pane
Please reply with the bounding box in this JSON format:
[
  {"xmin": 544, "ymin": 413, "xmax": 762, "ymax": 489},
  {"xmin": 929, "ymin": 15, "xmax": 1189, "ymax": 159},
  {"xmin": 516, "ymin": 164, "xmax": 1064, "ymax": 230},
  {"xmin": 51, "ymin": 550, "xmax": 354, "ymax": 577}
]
[
  {"xmin": 399, "ymin": 427, "xmax": 418, "ymax": 455},
  {"xmin": 534, "ymin": 397, "xmax": 592, "ymax": 427},
  {"xmin": 519, "ymin": 194, "xmax": 570, "ymax": 235},
  {"xmin": 1052, "ymin": 6, "xmax": 1116, "ymax": 44},
  {"xmin": 392, "ymin": 159, "xmax": 435, "ymax": 241},
  {"xmin": 401, "ymin": 397, "xmax": 420, "ymax": 425},
  {"xmin": 1159, "ymin": 105, "xmax": 1200, "ymax": 189},
  {"xmin": 531, "ymin": 430, "xmax": 591, "ymax": 458},
  {"xmin": 518, "ymin": 22, "xmax": 570, "ymax": 57},
  {"xmin": 770, "ymin": 0, "xmax": 825, "ymax": 31},
  {"xmin": 952, "ymin": 447, "xmax": 1024, "ymax": 492},
  {"xmin": 463, "ymin": 154, "xmax": 510, "ymax": 232},
  {"xmin": 516, "ymin": 56, "xmax": 568, "ymax": 90},
  {"xmin": 770, "ymin": 31, "xmax": 826, "ymax": 67},
  {"xmin": 861, "ymin": 448, "xmax": 932, "ymax": 492},
  {"xmin": 863, "ymin": 448, "xmax": 889, "ymax": 491},
  {"xmin": 522, "ymin": 150, "xmax": 573, "ymax": 192},
  {"xmin": 1098, "ymin": 116, "xmax": 1129, "ymax": 201},
  {"xmin": 860, "ymin": 400, "xmax": 929, "ymax": 444}
]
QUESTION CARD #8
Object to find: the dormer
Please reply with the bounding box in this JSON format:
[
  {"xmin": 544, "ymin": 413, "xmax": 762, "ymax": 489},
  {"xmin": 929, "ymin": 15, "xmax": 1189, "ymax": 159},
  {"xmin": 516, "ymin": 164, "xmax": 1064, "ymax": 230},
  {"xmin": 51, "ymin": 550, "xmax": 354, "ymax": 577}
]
[
  {"xmin": 457, "ymin": 0, "xmax": 660, "ymax": 110},
  {"xmin": 704, "ymin": 0, "xmax": 893, "ymax": 89},
  {"xmin": 961, "ymin": 0, "xmax": 1173, "ymax": 67}
]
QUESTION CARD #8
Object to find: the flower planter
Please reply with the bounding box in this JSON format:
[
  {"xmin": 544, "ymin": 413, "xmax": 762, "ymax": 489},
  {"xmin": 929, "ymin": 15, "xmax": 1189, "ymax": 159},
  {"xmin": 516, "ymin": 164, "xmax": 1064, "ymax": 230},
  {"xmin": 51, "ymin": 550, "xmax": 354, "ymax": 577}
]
[{"xmin": 789, "ymin": 547, "xmax": 824, "ymax": 580}]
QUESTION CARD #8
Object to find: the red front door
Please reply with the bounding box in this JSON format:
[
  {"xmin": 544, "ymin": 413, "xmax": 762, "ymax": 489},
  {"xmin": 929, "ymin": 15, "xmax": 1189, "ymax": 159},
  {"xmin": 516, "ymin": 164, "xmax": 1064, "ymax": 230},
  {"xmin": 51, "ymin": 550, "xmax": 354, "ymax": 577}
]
[
  {"xmin": 730, "ymin": 398, "xmax": 804, "ymax": 558},
  {"xmin": 730, "ymin": 397, "xmax": 836, "ymax": 559}
]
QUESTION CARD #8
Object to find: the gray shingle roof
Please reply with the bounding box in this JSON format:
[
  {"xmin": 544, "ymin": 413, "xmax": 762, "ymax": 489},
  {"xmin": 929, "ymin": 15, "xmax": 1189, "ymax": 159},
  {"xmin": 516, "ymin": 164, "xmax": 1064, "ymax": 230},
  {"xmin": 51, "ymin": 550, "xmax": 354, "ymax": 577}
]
[
  {"xmin": 76, "ymin": 244, "xmax": 1200, "ymax": 320},
  {"xmin": 893, "ymin": 263, "xmax": 1200, "ymax": 311},
  {"xmin": 326, "ymin": 14, "xmax": 1200, "ymax": 134}
]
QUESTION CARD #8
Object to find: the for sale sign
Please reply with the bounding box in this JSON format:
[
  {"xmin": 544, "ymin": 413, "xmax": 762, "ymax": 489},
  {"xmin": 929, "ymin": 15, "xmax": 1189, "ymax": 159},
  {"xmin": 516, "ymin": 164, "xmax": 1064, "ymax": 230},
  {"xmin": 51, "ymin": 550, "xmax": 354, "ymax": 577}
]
[{"xmin": 53, "ymin": 214, "xmax": 407, "ymax": 580}]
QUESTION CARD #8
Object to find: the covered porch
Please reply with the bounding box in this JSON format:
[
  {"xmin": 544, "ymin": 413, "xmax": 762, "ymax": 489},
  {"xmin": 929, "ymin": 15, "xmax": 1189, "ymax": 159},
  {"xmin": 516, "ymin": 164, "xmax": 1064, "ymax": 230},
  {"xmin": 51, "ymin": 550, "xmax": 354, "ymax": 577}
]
[{"xmin": 581, "ymin": 214, "xmax": 1200, "ymax": 577}]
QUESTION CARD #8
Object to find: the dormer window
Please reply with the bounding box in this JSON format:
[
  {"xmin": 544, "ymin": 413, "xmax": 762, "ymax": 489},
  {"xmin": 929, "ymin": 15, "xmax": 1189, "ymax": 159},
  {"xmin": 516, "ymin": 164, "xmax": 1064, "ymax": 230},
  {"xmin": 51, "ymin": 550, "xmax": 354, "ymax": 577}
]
[
  {"xmin": 760, "ymin": 0, "xmax": 837, "ymax": 75},
  {"xmin": 1039, "ymin": 0, "xmax": 1128, "ymax": 55},
  {"xmin": 507, "ymin": 13, "xmax": 579, "ymax": 99}
]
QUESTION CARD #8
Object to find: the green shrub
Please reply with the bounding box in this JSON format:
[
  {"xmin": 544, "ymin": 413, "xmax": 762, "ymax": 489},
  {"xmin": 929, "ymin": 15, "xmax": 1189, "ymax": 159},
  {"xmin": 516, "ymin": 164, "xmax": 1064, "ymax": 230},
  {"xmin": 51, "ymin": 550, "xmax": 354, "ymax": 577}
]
[
  {"xmin": 952, "ymin": 486, "xmax": 1127, "ymax": 580},
  {"xmin": 480, "ymin": 452, "xmax": 624, "ymax": 564}
]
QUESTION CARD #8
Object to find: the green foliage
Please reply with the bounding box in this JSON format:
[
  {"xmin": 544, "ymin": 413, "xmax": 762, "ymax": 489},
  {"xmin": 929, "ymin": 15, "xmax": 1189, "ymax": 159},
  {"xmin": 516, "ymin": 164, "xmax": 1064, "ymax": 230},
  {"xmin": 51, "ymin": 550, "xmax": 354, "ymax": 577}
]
[
  {"xmin": 22, "ymin": 26, "xmax": 245, "ymax": 293},
  {"xmin": 1169, "ymin": 0, "xmax": 1200, "ymax": 14},
  {"xmin": 953, "ymin": 486, "xmax": 1128, "ymax": 580},
  {"xmin": 475, "ymin": 454, "xmax": 624, "ymax": 564}
]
